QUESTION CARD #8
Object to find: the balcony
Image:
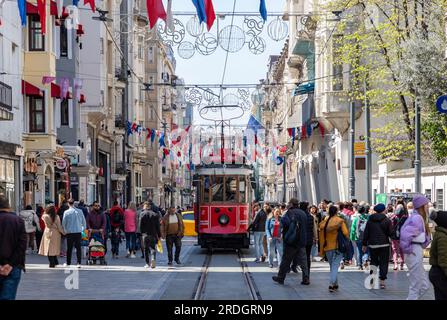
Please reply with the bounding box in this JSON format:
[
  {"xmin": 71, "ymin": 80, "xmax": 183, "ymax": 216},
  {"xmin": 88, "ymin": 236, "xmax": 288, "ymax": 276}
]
[
  {"xmin": 319, "ymin": 91, "xmax": 362, "ymax": 133},
  {"xmin": 115, "ymin": 115, "xmax": 126, "ymax": 129},
  {"xmin": 115, "ymin": 67, "xmax": 127, "ymax": 82}
]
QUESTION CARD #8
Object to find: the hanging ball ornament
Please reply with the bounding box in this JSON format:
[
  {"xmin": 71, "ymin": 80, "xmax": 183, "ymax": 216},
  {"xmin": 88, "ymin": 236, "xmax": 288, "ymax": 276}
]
[
  {"xmin": 177, "ymin": 41, "xmax": 195, "ymax": 59},
  {"xmin": 203, "ymin": 89, "xmax": 215, "ymax": 102},
  {"xmin": 244, "ymin": 17, "xmax": 265, "ymax": 38},
  {"xmin": 219, "ymin": 25, "xmax": 246, "ymax": 53},
  {"xmin": 248, "ymin": 36, "xmax": 266, "ymax": 55},
  {"xmin": 187, "ymin": 16, "xmax": 204, "ymax": 37},
  {"xmin": 157, "ymin": 19, "xmax": 186, "ymax": 47},
  {"xmin": 223, "ymin": 93, "xmax": 239, "ymax": 107},
  {"xmin": 267, "ymin": 18, "xmax": 289, "ymax": 42},
  {"xmin": 195, "ymin": 33, "xmax": 218, "ymax": 56}
]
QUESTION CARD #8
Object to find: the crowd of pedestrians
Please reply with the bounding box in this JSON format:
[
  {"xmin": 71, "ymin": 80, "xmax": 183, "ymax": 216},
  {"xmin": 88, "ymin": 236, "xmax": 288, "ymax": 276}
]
[{"xmin": 251, "ymin": 195, "xmax": 447, "ymax": 300}]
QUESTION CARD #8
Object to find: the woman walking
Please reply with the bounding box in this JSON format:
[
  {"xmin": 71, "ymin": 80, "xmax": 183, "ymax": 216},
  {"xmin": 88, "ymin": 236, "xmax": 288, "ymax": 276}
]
[
  {"xmin": 309, "ymin": 205, "xmax": 320, "ymax": 261},
  {"xmin": 319, "ymin": 205, "xmax": 349, "ymax": 292},
  {"xmin": 390, "ymin": 203, "xmax": 408, "ymax": 271},
  {"xmin": 265, "ymin": 208, "xmax": 283, "ymax": 268},
  {"xmin": 400, "ymin": 195, "xmax": 432, "ymax": 300},
  {"xmin": 124, "ymin": 202, "xmax": 138, "ymax": 258},
  {"xmin": 38, "ymin": 205, "xmax": 65, "ymax": 268}
]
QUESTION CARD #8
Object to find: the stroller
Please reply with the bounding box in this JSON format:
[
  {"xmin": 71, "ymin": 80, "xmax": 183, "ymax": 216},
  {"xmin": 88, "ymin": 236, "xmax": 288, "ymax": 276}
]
[{"xmin": 86, "ymin": 230, "xmax": 107, "ymax": 265}]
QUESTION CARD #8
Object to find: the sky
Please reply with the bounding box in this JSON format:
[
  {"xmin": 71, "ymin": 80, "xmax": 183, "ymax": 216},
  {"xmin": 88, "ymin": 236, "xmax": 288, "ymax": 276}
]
[{"xmin": 162, "ymin": 0, "xmax": 287, "ymax": 126}]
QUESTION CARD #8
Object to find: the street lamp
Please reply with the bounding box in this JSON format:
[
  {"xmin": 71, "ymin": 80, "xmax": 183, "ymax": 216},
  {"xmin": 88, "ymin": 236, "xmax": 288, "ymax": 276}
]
[{"xmin": 276, "ymin": 123, "xmax": 286, "ymax": 204}]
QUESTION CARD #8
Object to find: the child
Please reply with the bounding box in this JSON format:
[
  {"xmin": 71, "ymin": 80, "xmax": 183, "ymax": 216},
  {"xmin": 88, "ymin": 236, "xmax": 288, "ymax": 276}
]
[{"xmin": 111, "ymin": 227, "xmax": 122, "ymax": 259}]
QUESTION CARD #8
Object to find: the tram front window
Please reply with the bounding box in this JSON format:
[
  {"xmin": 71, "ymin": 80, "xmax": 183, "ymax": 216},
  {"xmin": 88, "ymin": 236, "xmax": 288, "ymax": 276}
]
[
  {"xmin": 225, "ymin": 177, "xmax": 237, "ymax": 202},
  {"xmin": 211, "ymin": 176, "xmax": 224, "ymax": 202}
]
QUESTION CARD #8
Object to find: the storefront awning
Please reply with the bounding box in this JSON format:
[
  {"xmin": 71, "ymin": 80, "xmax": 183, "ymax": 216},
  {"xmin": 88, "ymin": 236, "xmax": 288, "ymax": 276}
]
[
  {"xmin": 22, "ymin": 80, "xmax": 43, "ymax": 97},
  {"xmin": 51, "ymin": 83, "xmax": 72, "ymax": 99}
]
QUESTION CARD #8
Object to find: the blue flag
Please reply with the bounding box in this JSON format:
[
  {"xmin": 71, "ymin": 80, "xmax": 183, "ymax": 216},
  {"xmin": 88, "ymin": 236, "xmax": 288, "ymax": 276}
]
[
  {"xmin": 192, "ymin": 0, "xmax": 207, "ymax": 24},
  {"xmin": 126, "ymin": 121, "xmax": 133, "ymax": 136},
  {"xmin": 73, "ymin": 0, "xmax": 80, "ymax": 6},
  {"xmin": 159, "ymin": 133, "xmax": 166, "ymax": 147},
  {"xmin": 260, "ymin": 0, "xmax": 267, "ymax": 21},
  {"xmin": 151, "ymin": 129, "xmax": 156, "ymax": 143},
  {"xmin": 246, "ymin": 115, "xmax": 264, "ymax": 135},
  {"xmin": 18, "ymin": 0, "xmax": 27, "ymax": 26}
]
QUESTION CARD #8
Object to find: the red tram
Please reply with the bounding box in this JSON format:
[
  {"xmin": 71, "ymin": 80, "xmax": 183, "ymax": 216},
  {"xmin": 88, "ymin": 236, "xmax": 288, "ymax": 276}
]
[{"xmin": 193, "ymin": 164, "xmax": 254, "ymax": 249}]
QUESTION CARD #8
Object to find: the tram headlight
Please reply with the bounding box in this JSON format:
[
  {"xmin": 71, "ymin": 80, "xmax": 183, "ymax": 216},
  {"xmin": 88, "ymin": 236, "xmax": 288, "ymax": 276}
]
[{"xmin": 218, "ymin": 214, "xmax": 230, "ymax": 226}]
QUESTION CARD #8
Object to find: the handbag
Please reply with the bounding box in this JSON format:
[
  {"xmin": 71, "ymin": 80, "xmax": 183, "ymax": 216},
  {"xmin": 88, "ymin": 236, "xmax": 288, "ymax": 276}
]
[{"xmin": 156, "ymin": 239, "xmax": 163, "ymax": 253}]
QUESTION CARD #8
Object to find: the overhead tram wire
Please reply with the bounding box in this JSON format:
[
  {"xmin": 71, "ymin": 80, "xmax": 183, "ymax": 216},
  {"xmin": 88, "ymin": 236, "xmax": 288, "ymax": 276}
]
[{"xmin": 218, "ymin": 0, "xmax": 238, "ymax": 122}]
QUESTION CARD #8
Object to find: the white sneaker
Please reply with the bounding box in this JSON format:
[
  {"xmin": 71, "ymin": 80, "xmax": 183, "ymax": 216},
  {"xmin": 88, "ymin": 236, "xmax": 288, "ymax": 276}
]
[
  {"xmin": 76, "ymin": 264, "xmax": 81, "ymax": 269},
  {"xmin": 130, "ymin": 254, "xmax": 136, "ymax": 259},
  {"xmin": 144, "ymin": 264, "xmax": 149, "ymax": 268},
  {"xmin": 63, "ymin": 263, "xmax": 68, "ymax": 267}
]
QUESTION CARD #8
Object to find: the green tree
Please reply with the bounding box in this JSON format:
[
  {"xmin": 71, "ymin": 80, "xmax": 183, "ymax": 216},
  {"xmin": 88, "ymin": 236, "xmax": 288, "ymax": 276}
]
[{"xmin": 325, "ymin": 0, "xmax": 447, "ymax": 162}]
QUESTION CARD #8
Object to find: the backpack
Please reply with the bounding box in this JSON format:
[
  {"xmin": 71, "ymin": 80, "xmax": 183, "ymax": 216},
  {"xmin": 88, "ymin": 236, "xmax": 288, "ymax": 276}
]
[
  {"xmin": 337, "ymin": 226, "xmax": 350, "ymax": 254},
  {"xmin": 390, "ymin": 216, "xmax": 407, "ymax": 240},
  {"xmin": 357, "ymin": 216, "xmax": 368, "ymax": 240},
  {"xmin": 284, "ymin": 214, "xmax": 300, "ymax": 246},
  {"xmin": 112, "ymin": 209, "xmax": 122, "ymax": 225}
]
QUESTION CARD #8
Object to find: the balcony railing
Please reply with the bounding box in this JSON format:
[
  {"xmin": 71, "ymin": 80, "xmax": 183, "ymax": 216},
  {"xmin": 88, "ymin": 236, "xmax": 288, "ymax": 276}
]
[{"xmin": 0, "ymin": 81, "xmax": 13, "ymax": 111}]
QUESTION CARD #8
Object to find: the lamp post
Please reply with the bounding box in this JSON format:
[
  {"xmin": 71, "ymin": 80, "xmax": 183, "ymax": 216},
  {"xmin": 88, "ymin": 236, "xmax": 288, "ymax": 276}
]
[
  {"xmin": 276, "ymin": 124, "xmax": 286, "ymax": 203},
  {"xmin": 415, "ymin": 97, "xmax": 421, "ymax": 193},
  {"xmin": 349, "ymin": 101, "xmax": 356, "ymax": 200},
  {"xmin": 364, "ymin": 78, "xmax": 372, "ymax": 204}
]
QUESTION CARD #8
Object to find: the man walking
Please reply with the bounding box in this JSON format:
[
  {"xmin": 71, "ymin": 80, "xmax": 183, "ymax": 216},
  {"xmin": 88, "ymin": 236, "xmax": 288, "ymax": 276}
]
[
  {"xmin": 162, "ymin": 207, "xmax": 184, "ymax": 265},
  {"xmin": 87, "ymin": 201, "xmax": 107, "ymax": 241},
  {"xmin": 273, "ymin": 198, "xmax": 309, "ymax": 285},
  {"xmin": 249, "ymin": 203, "xmax": 267, "ymax": 263},
  {"xmin": 139, "ymin": 202, "xmax": 161, "ymax": 268},
  {"xmin": 62, "ymin": 199, "xmax": 87, "ymax": 268},
  {"xmin": 0, "ymin": 195, "xmax": 27, "ymax": 300}
]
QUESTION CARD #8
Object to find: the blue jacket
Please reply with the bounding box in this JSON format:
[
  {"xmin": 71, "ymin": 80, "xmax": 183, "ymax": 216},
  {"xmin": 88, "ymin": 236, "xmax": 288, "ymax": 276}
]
[
  {"xmin": 62, "ymin": 207, "xmax": 87, "ymax": 234},
  {"xmin": 265, "ymin": 217, "xmax": 282, "ymax": 239}
]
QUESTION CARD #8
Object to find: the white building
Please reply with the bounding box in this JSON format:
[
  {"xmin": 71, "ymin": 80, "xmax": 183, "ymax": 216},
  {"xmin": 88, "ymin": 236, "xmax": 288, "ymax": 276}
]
[{"xmin": 0, "ymin": 1, "xmax": 23, "ymax": 210}]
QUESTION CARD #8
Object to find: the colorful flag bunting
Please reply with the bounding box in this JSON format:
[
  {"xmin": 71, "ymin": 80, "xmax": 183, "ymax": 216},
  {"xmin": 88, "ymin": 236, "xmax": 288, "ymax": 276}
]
[
  {"xmin": 259, "ymin": 0, "xmax": 267, "ymax": 21},
  {"xmin": 191, "ymin": 0, "xmax": 207, "ymax": 24},
  {"xmin": 204, "ymin": 0, "xmax": 216, "ymax": 31},
  {"xmin": 37, "ymin": 0, "xmax": 46, "ymax": 34},
  {"xmin": 42, "ymin": 76, "xmax": 56, "ymax": 85},
  {"xmin": 84, "ymin": 0, "xmax": 95, "ymax": 12},
  {"xmin": 146, "ymin": 0, "xmax": 167, "ymax": 29},
  {"xmin": 18, "ymin": 0, "xmax": 27, "ymax": 26}
]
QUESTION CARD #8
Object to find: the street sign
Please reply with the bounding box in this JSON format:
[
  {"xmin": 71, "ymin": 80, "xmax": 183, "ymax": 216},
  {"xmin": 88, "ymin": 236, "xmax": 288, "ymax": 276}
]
[
  {"xmin": 436, "ymin": 95, "xmax": 447, "ymax": 113},
  {"xmin": 354, "ymin": 142, "xmax": 365, "ymax": 156}
]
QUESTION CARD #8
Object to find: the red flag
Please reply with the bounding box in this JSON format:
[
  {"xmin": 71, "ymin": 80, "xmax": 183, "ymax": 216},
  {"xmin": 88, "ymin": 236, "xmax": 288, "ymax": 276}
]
[
  {"xmin": 163, "ymin": 148, "xmax": 170, "ymax": 156},
  {"xmin": 37, "ymin": 0, "xmax": 46, "ymax": 35},
  {"xmin": 287, "ymin": 128, "xmax": 293, "ymax": 137},
  {"xmin": 146, "ymin": 128, "xmax": 152, "ymax": 140},
  {"xmin": 131, "ymin": 123, "xmax": 137, "ymax": 132},
  {"xmin": 84, "ymin": 0, "xmax": 95, "ymax": 12},
  {"xmin": 146, "ymin": 0, "xmax": 167, "ymax": 29},
  {"xmin": 319, "ymin": 122, "xmax": 325, "ymax": 139},
  {"xmin": 204, "ymin": 0, "xmax": 216, "ymax": 31},
  {"xmin": 301, "ymin": 125, "xmax": 306, "ymax": 139}
]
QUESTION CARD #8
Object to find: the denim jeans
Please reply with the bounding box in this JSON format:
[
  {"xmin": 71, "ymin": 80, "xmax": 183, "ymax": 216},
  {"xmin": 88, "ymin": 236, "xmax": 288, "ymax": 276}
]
[
  {"xmin": 326, "ymin": 250, "xmax": 343, "ymax": 286},
  {"xmin": 0, "ymin": 267, "xmax": 22, "ymax": 300},
  {"xmin": 125, "ymin": 232, "xmax": 137, "ymax": 252},
  {"xmin": 356, "ymin": 240, "xmax": 369, "ymax": 266},
  {"xmin": 267, "ymin": 238, "xmax": 283, "ymax": 266},
  {"xmin": 253, "ymin": 232, "xmax": 265, "ymax": 259}
]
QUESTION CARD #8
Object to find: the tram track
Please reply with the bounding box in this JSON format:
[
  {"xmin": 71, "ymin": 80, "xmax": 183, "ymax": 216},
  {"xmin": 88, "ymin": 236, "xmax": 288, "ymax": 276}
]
[{"xmin": 192, "ymin": 250, "xmax": 261, "ymax": 300}]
